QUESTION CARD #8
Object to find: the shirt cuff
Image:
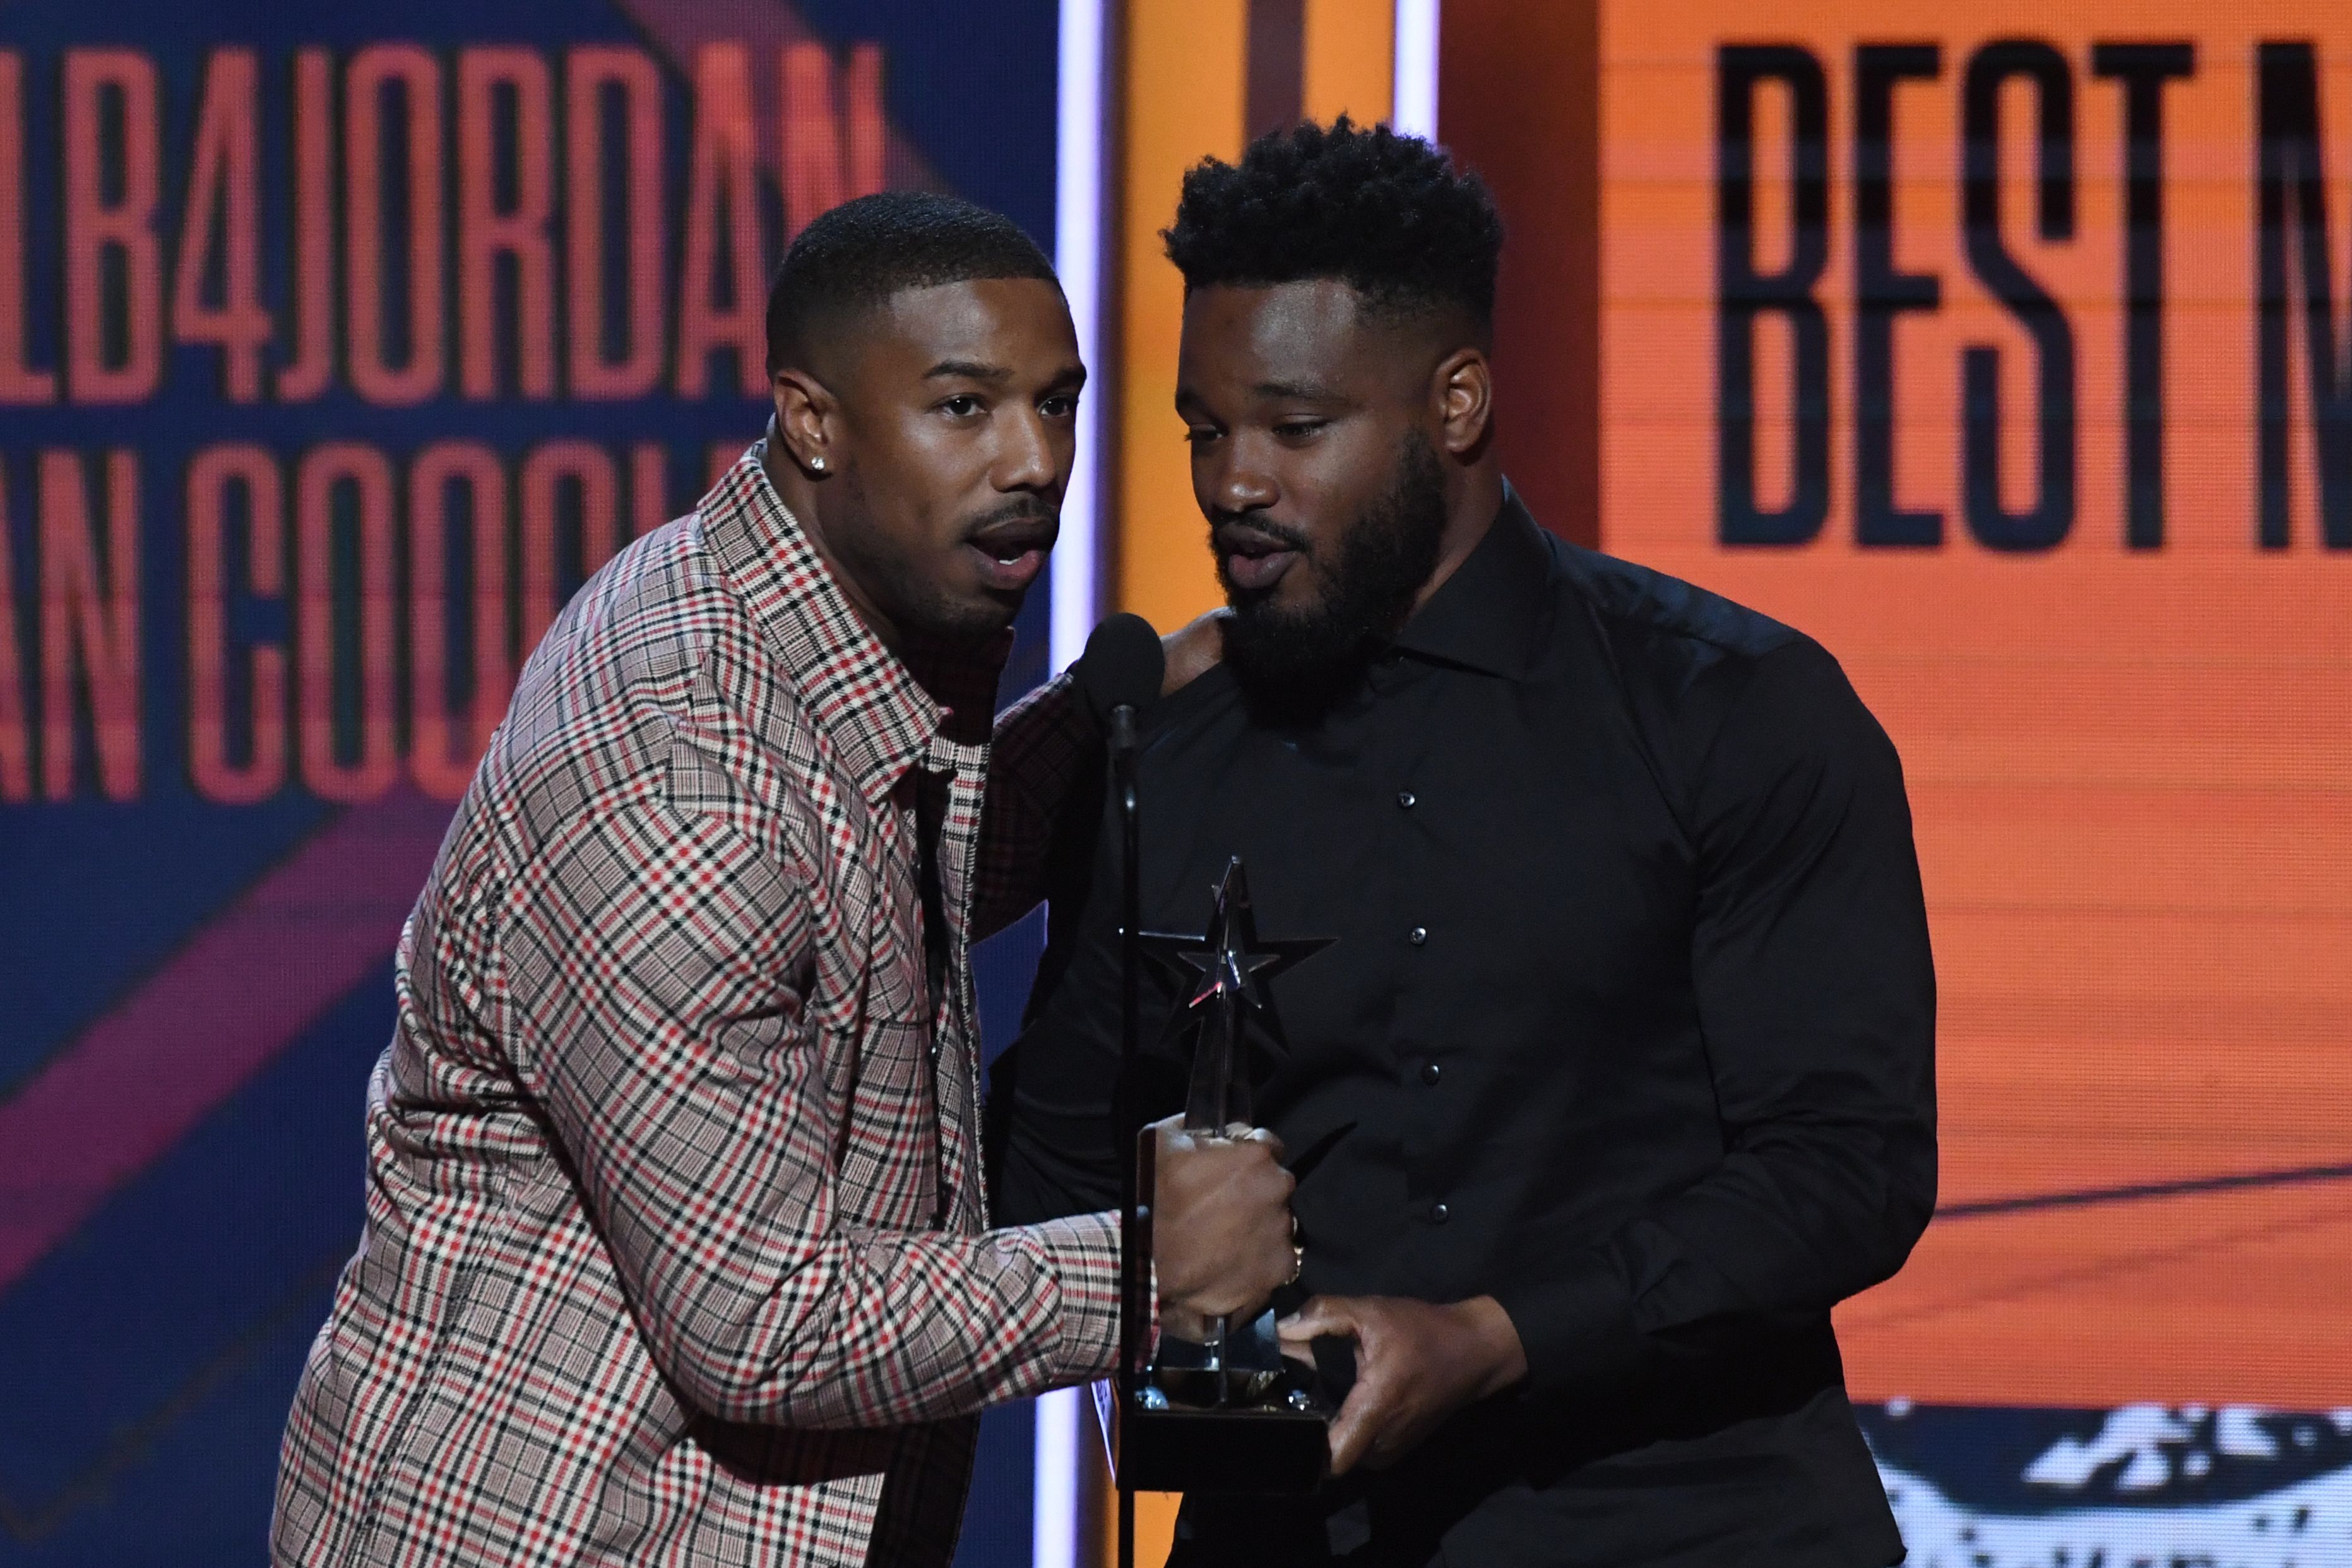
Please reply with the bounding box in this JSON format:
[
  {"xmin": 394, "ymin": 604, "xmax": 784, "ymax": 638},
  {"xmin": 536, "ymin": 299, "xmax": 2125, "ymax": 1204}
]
[
  {"xmin": 1030, "ymin": 1209, "xmax": 1147, "ymax": 1387},
  {"xmin": 1489, "ymin": 1244, "xmax": 1646, "ymax": 1402}
]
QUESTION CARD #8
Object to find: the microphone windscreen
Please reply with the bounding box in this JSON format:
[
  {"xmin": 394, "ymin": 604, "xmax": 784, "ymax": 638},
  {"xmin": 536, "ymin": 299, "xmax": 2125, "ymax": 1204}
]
[{"xmin": 1074, "ymin": 612, "xmax": 1165, "ymax": 722}]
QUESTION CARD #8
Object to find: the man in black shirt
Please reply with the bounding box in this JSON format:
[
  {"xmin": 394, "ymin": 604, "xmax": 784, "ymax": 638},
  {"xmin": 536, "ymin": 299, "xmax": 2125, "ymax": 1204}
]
[{"xmin": 988, "ymin": 119, "xmax": 1935, "ymax": 1565}]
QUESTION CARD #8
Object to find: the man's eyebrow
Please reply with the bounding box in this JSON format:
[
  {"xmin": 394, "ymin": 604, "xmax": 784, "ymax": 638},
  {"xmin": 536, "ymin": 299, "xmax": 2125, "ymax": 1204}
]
[
  {"xmin": 1254, "ymin": 378, "xmax": 1346, "ymax": 401},
  {"xmin": 924, "ymin": 359, "xmax": 1014, "ymax": 381}
]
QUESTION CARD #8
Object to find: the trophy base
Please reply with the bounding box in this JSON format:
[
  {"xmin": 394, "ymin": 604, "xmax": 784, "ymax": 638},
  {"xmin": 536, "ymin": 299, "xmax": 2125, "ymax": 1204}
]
[
  {"xmin": 1149, "ymin": 1365, "xmax": 1286, "ymax": 1408},
  {"xmin": 1148, "ymin": 1307, "xmax": 1292, "ymax": 1410},
  {"xmin": 1119, "ymin": 1402, "xmax": 1329, "ymax": 1495}
]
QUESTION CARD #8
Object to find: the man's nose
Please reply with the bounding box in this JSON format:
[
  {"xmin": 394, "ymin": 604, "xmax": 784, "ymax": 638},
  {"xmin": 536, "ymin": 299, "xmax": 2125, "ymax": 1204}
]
[
  {"xmin": 994, "ymin": 407, "xmax": 1060, "ymax": 492},
  {"xmin": 1210, "ymin": 451, "xmax": 1279, "ymax": 515}
]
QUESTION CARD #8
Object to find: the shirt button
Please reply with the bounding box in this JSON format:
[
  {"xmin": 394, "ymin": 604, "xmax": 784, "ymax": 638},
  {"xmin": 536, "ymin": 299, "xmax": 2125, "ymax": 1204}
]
[
  {"xmin": 1397, "ymin": 789, "xmax": 1417, "ymax": 809},
  {"xmin": 1430, "ymin": 1201, "xmax": 1451, "ymax": 1225},
  {"xmin": 1407, "ymin": 925, "xmax": 1428, "ymax": 946},
  {"xmin": 1420, "ymin": 1061, "xmax": 1442, "ymax": 1086}
]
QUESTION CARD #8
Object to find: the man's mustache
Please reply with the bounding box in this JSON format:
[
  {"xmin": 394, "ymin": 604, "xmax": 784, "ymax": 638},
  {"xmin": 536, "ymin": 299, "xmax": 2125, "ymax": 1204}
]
[
  {"xmin": 961, "ymin": 496, "xmax": 1061, "ymax": 540},
  {"xmin": 1207, "ymin": 512, "xmax": 1313, "ymax": 555}
]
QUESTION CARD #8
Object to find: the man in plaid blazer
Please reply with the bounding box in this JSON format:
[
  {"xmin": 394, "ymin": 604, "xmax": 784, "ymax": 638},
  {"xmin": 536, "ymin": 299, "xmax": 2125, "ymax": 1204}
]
[{"xmin": 271, "ymin": 195, "xmax": 1297, "ymax": 1567}]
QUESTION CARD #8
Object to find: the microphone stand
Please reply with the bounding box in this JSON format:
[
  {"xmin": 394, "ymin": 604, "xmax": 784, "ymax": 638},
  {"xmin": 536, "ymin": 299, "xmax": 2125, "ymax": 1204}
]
[{"xmin": 1110, "ymin": 700, "xmax": 1142, "ymax": 1568}]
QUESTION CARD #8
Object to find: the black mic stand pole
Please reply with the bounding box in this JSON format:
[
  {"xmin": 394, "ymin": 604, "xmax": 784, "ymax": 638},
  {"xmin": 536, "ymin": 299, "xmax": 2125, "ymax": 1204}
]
[{"xmin": 1110, "ymin": 699, "xmax": 1142, "ymax": 1568}]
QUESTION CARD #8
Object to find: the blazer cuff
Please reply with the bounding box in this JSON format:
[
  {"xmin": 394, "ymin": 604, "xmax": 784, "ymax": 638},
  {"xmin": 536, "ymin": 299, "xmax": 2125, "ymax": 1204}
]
[
  {"xmin": 1032, "ymin": 1209, "xmax": 1141, "ymax": 1386},
  {"xmin": 1490, "ymin": 1245, "xmax": 1646, "ymax": 1401}
]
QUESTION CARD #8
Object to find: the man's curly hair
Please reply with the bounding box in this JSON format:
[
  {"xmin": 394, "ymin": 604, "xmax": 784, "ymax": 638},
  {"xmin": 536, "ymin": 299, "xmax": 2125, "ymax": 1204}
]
[{"xmin": 1161, "ymin": 117, "xmax": 1504, "ymax": 328}]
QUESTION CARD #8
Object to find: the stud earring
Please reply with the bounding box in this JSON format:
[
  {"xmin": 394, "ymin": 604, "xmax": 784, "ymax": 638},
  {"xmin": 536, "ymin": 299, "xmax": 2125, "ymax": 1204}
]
[{"xmin": 809, "ymin": 455, "xmax": 827, "ymax": 473}]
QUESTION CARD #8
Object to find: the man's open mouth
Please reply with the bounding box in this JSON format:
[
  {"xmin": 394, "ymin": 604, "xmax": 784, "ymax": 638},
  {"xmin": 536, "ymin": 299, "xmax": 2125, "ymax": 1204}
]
[
  {"xmin": 1215, "ymin": 525, "xmax": 1304, "ymax": 593},
  {"xmin": 965, "ymin": 517, "xmax": 1056, "ymax": 591}
]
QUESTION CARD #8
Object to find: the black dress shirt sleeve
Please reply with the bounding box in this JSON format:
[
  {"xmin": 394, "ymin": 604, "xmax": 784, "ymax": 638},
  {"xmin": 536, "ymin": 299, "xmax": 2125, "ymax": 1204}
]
[{"xmin": 1492, "ymin": 638, "xmax": 1937, "ymax": 1400}]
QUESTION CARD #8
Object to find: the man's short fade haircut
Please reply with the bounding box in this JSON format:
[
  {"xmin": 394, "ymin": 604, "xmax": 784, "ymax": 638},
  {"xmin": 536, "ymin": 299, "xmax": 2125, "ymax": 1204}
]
[
  {"xmin": 1161, "ymin": 116, "xmax": 1504, "ymax": 330},
  {"xmin": 765, "ymin": 191, "xmax": 1059, "ymax": 372}
]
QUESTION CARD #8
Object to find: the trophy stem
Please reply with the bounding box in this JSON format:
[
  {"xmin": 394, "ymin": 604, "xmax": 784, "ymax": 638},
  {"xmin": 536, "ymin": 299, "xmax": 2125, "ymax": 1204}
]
[{"xmin": 1185, "ymin": 981, "xmax": 1250, "ymax": 1135}]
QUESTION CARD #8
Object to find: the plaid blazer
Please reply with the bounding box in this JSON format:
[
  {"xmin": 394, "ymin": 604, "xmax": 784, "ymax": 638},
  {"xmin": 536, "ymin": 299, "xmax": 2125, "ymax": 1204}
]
[{"xmin": 273, "ymin": 443, "xmax": 1118, "ymax": 1567}]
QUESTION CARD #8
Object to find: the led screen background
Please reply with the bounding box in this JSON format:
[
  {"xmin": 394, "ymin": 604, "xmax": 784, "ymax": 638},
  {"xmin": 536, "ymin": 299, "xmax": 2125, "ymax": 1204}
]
[
  {"xmin": 1110, "ymin": 2, "xmax": 2352, "ymax": 1557},
  {"xmin": 0, "ymin": 3, "xmax": 1059, "ymax": 1563},
  {"xmin": 1594, "ymin": 1, "xmax": 2352, "ymax": 1556}
]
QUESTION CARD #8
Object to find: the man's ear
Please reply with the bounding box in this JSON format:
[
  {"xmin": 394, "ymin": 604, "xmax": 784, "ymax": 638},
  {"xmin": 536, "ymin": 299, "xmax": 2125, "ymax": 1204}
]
[
  {"xmin": 771, "ymin": 364, "xmax": 840, "ymax": 476},
  {"xmin": 1431, "ymin": 347, "xmax": 1494, "ymax": 458}
]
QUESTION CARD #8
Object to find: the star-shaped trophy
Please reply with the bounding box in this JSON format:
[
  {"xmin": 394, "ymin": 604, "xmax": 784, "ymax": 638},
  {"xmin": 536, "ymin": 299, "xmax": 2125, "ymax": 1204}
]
[
  {"xmin": 1139, "ymin": 857, "xmax": 1329, "ymax": 1137},
  {"xmin": 1120, "ymin": 855, "xmax": 1337, "ymax": 1495}
]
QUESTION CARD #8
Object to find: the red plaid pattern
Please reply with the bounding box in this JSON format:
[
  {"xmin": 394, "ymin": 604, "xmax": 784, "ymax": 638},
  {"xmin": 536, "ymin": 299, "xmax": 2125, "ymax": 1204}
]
[{"xmin": 272, "ymin": 442, "xmax": 1117, "ymax": 1567}]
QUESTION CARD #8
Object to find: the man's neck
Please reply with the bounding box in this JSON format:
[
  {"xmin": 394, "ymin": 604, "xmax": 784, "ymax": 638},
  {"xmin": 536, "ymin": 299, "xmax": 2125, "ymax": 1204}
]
[{"xmin": 1410, "ymin": 462, "xmax": 1507, "ymax": 616}]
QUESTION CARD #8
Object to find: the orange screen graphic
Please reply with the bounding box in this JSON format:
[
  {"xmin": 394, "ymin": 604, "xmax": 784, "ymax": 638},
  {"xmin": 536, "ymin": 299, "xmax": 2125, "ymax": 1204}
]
[{"xmin": 1601, "ymin": 1, "xmax": 2352, "ymax": 1409}]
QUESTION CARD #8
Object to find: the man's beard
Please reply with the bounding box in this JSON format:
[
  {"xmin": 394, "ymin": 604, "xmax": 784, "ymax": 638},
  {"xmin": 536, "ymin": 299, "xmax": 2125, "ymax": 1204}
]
[{"xmin": 1216, "ymin": 434, "xmax": 1447, "ymax": 720}]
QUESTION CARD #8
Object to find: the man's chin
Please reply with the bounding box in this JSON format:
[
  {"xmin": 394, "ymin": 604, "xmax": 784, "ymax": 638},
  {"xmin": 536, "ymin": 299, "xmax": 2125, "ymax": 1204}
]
[{"xmin": 904, "ymin": 588, "xmax": 1023, "ymax": 648}]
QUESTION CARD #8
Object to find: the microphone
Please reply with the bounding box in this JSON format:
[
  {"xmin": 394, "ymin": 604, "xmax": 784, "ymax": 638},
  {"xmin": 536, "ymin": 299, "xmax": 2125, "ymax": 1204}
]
[
  {"xmin": 1078, "ymin": 613, "xmax": 1162, "ymax": 1566},
  {"xmin": 1076, "ymin": 612, "xmax": 1165, "ymax": 754}
]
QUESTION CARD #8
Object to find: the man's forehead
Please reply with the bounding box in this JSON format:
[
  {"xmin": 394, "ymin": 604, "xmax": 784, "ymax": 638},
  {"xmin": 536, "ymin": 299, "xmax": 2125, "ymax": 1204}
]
[
  {"xmin": 866, "ymin": 276, "xmax": 1076, "ymax": 362},
  {"xmin": 1187, "ymin": 278, "xmax": 1364, "ymax": 338},
  {"xmin": 1179, "ymin": 279, "xmax": 1387, "ymax": 390}
]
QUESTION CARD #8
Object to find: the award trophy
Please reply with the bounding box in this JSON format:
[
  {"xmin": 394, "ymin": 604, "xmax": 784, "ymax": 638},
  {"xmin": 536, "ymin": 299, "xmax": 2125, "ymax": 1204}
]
[
  {"xmin": 1113, "ymin": 855, "xmax": 1334, "ymax": 1495},
  {"xmin": 1074, "ymin": 614, "xmax": 1336, "ymax": 1567}
]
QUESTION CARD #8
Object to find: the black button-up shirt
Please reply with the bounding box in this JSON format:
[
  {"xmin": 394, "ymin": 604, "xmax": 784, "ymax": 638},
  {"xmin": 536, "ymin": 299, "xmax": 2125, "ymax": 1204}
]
[{"xmin": 988, "ymin": 491, "xmax": 1936, "ymax": 1565}]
